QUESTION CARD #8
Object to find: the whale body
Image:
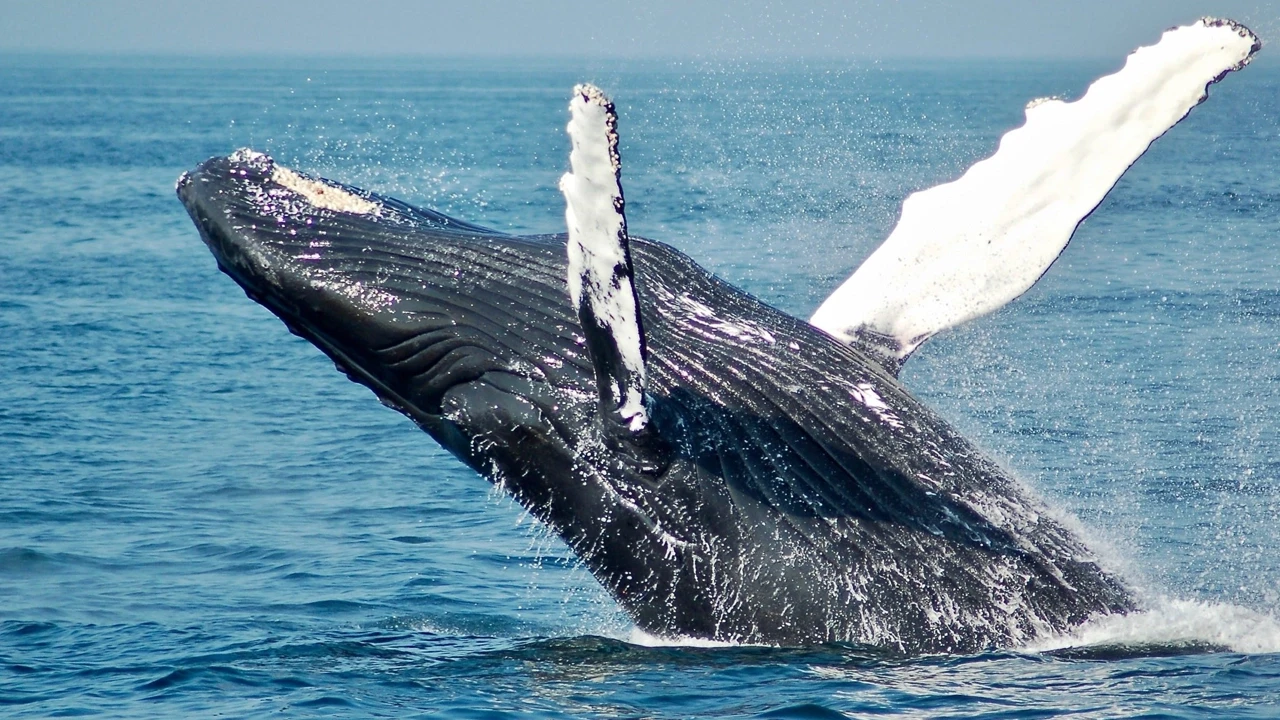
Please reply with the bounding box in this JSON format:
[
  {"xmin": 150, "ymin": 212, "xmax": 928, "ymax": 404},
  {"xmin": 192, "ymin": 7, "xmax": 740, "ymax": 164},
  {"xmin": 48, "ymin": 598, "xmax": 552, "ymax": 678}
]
[
  {"xmin": 177, "ymin": 19, "xmax": 1260, "ymax": 653},
  {"xmin": 178, "ymin": 150, "xmax": 1132, "ymax": 653}
]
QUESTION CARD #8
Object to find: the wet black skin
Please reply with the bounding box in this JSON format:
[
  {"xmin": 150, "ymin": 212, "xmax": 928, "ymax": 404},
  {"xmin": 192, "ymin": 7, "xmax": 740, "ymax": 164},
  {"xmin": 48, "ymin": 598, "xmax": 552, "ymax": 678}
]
[{"xmin": 178, "ymin": 152, "xmax": 1135, "ymax": 654}]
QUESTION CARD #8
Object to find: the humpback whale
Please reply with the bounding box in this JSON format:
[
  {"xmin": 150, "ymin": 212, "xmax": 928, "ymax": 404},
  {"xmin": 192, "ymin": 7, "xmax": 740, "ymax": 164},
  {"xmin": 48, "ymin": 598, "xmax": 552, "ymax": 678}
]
[{"xmin": 177, "ymin": 19, "xmax": 1259, "ymax": 653}]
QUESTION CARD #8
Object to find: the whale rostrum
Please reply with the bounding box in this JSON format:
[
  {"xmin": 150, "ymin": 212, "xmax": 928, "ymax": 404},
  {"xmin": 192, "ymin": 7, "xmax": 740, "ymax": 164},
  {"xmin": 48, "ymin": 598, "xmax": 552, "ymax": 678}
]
[{"xmin": 177, "ymin": 18, "xmax": 1259, "ymax": 653}]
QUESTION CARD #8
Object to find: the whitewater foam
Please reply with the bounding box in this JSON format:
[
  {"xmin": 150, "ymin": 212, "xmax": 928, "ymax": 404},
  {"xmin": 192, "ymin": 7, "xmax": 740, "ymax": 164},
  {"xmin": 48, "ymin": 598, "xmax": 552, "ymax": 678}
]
[
  {"xmin": 625, "ymin": 627, "xmax": 755, "ymax": 648},
  {"xmin": 1027, "ymin": 599, "xmax": 1280, "ymax": 654}
]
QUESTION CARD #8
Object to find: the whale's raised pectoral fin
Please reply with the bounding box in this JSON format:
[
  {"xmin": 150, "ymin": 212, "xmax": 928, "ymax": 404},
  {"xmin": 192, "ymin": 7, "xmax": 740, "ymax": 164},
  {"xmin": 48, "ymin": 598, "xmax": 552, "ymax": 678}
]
[
  {"xmin": 559, "ymin": 84, "xmax": 668, "ymax": 469},
  {"xmin": 810, "ymin": 18, "xmax": 1261, "ymax": 374}
]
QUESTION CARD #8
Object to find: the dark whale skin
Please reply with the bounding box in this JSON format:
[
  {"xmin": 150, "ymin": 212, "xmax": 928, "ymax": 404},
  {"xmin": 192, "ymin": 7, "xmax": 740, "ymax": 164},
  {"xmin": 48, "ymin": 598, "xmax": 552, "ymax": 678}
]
[{"xmin": 178, "ymin": 151, "xmax": 1134, "ymax": 654}]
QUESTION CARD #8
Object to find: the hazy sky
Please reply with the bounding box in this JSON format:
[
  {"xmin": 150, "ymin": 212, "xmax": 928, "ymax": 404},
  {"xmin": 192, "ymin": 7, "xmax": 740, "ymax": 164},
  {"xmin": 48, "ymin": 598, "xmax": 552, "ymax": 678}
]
[{"xmin": 1, "ymin": 0, "xmax": 1277, "ymax": 58}]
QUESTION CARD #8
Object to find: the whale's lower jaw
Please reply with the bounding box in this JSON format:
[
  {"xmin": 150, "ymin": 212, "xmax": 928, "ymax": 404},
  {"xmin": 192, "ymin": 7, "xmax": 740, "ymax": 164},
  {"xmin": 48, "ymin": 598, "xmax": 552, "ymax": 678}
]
[{"xmin": 179, "ymin": 152, "xmax": 1135, "ymax": 654}]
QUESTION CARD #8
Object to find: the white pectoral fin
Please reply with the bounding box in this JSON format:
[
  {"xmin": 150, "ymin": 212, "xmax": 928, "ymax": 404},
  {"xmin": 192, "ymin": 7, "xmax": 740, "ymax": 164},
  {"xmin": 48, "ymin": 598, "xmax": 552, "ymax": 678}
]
[
  {"xmin": 810, "ymin": 18, "xmax": 1260, "ymax": 371},
  {"xmin": 560, "ymin": 83, "xmax": 650, "ymax": 433}
]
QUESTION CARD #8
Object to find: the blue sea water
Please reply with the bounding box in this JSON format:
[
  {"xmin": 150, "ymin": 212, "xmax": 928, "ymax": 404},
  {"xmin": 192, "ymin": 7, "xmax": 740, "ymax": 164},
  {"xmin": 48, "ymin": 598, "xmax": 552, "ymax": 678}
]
[{"xmin": 2, "ymin": 51, "xmax": 1280, "ymax": 718}]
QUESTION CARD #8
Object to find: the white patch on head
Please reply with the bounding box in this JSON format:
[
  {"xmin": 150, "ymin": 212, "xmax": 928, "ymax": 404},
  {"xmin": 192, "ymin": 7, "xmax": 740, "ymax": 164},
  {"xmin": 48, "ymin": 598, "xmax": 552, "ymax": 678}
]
[
  {"xmin": 811, "ymin": 18, "xmax": 1260, "ymax": 363},
  {"xmin": 271, "ymin": 165, "xmax": 380, "ymax": 216}
]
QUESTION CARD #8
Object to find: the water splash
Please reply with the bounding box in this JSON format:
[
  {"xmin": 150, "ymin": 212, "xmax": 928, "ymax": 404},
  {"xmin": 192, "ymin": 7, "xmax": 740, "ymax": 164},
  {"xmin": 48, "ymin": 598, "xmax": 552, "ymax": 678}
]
[
  {"xmin": 625, "ymin": 627, "xmax": 746, "ymax": 648},
  {"xmin": 1027, "ymin": 598, "xmax": 1280, "ymax": 654}
]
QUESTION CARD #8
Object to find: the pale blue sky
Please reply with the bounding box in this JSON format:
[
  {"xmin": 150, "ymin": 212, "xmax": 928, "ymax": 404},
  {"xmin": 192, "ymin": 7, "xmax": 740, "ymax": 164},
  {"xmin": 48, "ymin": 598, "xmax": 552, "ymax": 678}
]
[{"xmin": 1, "ymin": 0, "xmax": 1276, "ymax": 58}]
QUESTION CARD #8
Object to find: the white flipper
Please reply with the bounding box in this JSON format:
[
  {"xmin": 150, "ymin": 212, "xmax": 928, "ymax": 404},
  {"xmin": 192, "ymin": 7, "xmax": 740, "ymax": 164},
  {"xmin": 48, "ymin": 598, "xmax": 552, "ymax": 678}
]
[
  {"xmin": 810, "ymin": 18, "xmax": 1260, "ymax": 371},
  {"xmin": 559, "ymin": 84, "xmax": 649, "ymax": 432}
]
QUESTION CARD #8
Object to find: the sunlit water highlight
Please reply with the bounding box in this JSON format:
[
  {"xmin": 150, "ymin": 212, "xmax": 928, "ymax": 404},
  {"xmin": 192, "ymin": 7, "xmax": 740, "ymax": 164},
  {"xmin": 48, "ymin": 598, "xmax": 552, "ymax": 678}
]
[{"xmin": 3, "ymin": 54, "xmax": 1280, "ymax": 717}]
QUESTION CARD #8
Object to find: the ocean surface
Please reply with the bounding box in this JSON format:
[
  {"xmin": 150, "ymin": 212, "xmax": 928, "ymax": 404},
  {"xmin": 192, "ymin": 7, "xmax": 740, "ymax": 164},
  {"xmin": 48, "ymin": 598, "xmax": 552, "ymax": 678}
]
[{"xmin": 3, "ymin": 51, "xmax": 1280, "ymax": 718}]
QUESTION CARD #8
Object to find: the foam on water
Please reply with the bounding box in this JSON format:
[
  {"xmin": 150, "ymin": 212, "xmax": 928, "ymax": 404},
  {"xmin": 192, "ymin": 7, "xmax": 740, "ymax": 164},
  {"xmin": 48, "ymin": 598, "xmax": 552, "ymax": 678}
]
[
  {"xmin": 412, "ymin": 597, "xmax": 1280, "ymax": 656},
  {"xmin": 625, "ymin": 627, "xmax": 746, "ymax": 648},
  {"xmin": 1027, "ymin": 598, "xmax": 1280, "ymax": 654}
]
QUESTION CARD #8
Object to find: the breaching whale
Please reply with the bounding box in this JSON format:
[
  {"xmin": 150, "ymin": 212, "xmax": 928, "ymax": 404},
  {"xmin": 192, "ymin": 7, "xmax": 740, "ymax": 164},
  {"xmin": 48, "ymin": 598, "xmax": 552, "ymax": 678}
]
[{"xmin": 177, "ymin": 19, "xmax": 1259, "ymax": 653}]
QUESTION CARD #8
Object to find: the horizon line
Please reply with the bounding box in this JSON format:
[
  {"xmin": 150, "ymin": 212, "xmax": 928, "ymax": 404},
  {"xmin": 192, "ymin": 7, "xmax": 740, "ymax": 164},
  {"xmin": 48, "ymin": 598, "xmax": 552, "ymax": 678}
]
[{"xmin": 7, "ymin": 48, "xmax": 1274, "ymax": 64}]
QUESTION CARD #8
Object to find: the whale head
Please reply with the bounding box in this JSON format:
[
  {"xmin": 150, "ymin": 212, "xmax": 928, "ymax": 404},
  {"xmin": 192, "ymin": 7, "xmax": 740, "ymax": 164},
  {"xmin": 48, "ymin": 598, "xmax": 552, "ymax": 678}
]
[{"xmin": 177, "ymin": 148, "xmax": 608, "ymax": 473}]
